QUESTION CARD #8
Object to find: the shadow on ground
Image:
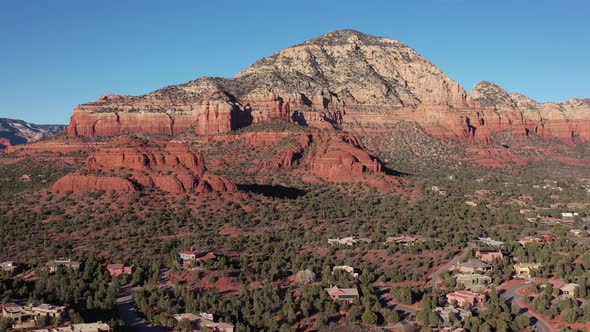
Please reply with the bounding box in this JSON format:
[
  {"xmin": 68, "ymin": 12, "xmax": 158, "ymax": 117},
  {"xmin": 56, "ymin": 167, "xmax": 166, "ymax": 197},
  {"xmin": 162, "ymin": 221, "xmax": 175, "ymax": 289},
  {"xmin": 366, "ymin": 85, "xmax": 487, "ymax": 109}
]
[{"xmin": 238, "ymin": 184, "xmax": 307, "ymax": 199}]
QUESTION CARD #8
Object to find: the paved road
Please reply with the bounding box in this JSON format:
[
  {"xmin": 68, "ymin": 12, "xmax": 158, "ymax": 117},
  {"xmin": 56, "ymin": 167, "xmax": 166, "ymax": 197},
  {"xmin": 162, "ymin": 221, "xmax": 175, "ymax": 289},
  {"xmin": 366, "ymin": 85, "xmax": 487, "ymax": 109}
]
[
  {"xmin": 428, "ymin": 243, "xmax": 475, "ymax": 288},
  {"xmin": 116, "ymin": 286, "xmax": 168, "ymax": 332},
  {"xmin": 501, "ymin": 282, "xmax": 554, "ymax": 332}
]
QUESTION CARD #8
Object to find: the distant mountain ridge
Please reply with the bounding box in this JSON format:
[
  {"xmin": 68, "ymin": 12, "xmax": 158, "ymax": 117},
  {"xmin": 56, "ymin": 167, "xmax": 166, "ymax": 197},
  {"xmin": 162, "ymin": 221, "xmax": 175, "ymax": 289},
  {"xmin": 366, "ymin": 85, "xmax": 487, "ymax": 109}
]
[{"xmin": 0, "ymin": 118, "xmax": 66, "ymax": 151}]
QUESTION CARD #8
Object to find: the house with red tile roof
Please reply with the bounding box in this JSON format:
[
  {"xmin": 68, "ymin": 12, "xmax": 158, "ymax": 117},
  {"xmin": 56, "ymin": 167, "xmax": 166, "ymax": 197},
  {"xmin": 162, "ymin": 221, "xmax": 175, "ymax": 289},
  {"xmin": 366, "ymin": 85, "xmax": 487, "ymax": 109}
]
[{"xmin": 106, "ymin": 264, "xmax": 133, "ymax": 277}]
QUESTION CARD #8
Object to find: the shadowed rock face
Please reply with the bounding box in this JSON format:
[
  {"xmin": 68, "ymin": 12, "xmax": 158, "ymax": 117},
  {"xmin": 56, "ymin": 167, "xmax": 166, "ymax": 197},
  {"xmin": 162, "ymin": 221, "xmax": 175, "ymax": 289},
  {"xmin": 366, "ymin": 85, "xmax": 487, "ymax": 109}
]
[{"xmin": 66, "ymin": 29, "xmax": 590, "ymax": 144}]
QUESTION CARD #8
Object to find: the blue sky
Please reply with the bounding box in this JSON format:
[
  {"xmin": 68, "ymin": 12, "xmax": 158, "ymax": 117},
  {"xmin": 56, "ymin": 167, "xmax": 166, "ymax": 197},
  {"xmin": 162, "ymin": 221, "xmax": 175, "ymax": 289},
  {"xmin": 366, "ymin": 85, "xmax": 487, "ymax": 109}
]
[{"xmin": 0, "ymin": 0, "xmax": 588, "ymax": 124}]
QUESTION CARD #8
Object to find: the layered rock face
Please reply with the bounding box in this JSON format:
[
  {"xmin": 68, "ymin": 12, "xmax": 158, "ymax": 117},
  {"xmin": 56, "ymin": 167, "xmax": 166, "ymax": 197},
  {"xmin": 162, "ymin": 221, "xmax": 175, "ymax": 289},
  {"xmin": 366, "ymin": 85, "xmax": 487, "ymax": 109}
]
[
  {"xmin": 306, "ymin": 133, "xmax": 382, "ymax": 182},
  {"xmin": 66, "ymin": 29, "xmax": 590, "ymax": 145},
  {"xmin": 204, "ymin": 126, "xmax": 389, "ymax": 186},
  {"xmin": 52, "ymin": 137, "xmax": 236, "ymax": 194}
]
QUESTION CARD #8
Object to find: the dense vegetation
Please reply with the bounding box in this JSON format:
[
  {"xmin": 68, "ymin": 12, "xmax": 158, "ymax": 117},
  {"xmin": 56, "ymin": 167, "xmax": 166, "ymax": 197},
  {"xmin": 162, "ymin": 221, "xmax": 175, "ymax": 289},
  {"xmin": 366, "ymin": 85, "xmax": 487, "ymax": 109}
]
[{"xmin": 1, "ymin": 132, "xmax": 590, "ymax": 331}]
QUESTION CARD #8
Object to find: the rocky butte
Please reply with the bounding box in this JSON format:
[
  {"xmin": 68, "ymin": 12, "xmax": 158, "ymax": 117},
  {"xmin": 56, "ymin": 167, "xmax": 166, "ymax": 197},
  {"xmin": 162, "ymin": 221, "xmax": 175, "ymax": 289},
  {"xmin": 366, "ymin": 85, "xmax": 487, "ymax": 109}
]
[{"xmin": 66, "ymin": 29, "xmax": 590, "ymax": 146}]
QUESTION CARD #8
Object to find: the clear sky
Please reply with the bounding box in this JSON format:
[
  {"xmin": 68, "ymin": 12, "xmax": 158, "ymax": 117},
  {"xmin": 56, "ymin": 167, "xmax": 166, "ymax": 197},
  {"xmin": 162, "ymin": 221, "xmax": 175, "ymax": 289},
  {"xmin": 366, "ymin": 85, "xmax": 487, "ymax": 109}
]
[{"xmin": 0, "ymin": 0, "xmax": 588, "ymax": 124}]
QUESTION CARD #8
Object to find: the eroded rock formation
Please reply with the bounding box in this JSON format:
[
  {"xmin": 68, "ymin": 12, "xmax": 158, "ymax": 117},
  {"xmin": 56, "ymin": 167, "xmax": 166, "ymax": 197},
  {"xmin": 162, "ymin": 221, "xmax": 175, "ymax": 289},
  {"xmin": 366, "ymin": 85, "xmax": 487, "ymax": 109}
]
[
  {"xmin": 52, "ymin": 137, "xmax": 236, "ymax": 194},
  {"xmin": 65, "ymin": 29, "xmax": 589, "ymax": 146}
]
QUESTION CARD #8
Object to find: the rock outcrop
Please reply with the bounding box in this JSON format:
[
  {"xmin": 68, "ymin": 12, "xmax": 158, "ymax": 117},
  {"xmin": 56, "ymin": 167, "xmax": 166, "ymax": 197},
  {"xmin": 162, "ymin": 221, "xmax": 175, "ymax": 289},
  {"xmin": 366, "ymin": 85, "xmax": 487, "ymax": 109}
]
[
  {"xmin": 306, "ymin": 133, "xmax": 383, "ymax": 182},
  {"xmin": 65, "ymin": 29, "xmax": 590, "ymax": 145},
  {"xmin": 52, "ymin": 137, "xmax": 236, "ymax": 194}
]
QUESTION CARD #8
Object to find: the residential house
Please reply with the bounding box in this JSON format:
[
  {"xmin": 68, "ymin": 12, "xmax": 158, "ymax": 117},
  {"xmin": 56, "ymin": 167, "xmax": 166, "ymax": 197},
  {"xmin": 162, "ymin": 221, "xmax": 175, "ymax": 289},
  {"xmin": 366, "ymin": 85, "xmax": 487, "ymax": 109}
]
[
  {"xmin": 476, "ymin": 249, "xmax": 503, "ymax": 263},
  {"xmin": 391, "ymin": 320, "xmax": 417, "ymax": 332},
  {"xmin": 325, "ymin": 286, "xmax": 359, "ymax": 303},
  {"xmin": 519, "ymin": 235, "xmax": 557, "ymax": 246},
  {"xmin": 514, "ymin": 263, "xmax": 542, "ymax": 279},
  {"xmin": 386, "ymin": 235, "xmax": 421, "ymax": 246},
  {"xmin": 455, "ymin": 274, "xmax": 492, "ymax": 290},
  {"xmin": 541, "ymin": 235, "xmax": 558, "ymax": 242},
  {"xmin": 46, "ymin": 259, "xmax": 80, "ymax": 273},
  {"xmin": 518, "ymin": 236, "xmax": 542, "ymax": 246},
  {"xmin": 173, "ymin": 313, "xmax": 200, "ymax": 325},
  {"xmin": 327, "ymin": 237, "xmax": 371, "ymax": 246},
  {"xmin": 446, "ymin": 291, "xmax": 484, "ymax": 308},
  {"xmin": 0, "ymin": 261, "xmax": 18, "ymax": 274},
  {"xmin": 451, "ymin": 259, "xmax": 491, "ymax": 274},
  {"xmin": 32, "ymin": 322, "xmax": 111, "ymax": 332},
  {"xmin": 433, "ymin": 306, "xmax": 472, "ymax": 324},
  {"xmin": 431, "ymin": 186, "xmax": 448, "ymax": 196},
  {"xmin": 19, "ymin": 174, "xmax": 32, "ymax": 182},
  {"xmin": 560, "ymin": 283, "xmax": 579, "ymax": 297},
  {"xmin": 2, "ymin": 306, "xmax": 35, "ymax": 329},
  {"xmin": 70, "ymin": 322, "xmax": 111, "ymax": 332},
  {"xmin": 179, "ymin": 250, "xmax": 202, "ymax": 261},
  {"xmin": 518, "ymin": 194, "xmax": 535, "ymax": 202},
  {"xmin": 106, "ymin": 264, "xmax": 134, "ymax": 277},
  {"xmin": 173, "ymin": 312, "xmax": 234, "ymax": 332},
  {"xmin": 178, "ymin": 251, "xmax": 217, "ymax": 268},
  {"xmin": 464, "ymin": 201, "xmax": 478, "ymax": 207},
  {"xmin": 2, "ymin": 304, "xmax": 65, "ymax": 329},
  {"xmin": 478, "ymin": 237, "xmax": 504, "ymax": 248},
  {"xmin": 474, "ymin": 189, "xmax": 495, "ymax": 197},
  {"xmin": 561, "ymin": 212, "xmax": 579, "ymax": 219},
  {"xmin": 332, "ymin": 265, "xmax": 359, "ymax": 279}
]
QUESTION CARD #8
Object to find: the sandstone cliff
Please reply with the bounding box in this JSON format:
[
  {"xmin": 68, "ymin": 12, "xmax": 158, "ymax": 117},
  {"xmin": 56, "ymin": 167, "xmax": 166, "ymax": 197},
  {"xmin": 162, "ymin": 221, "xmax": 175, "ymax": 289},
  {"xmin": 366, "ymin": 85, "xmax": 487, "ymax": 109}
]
[{"xmin": 65, "ymin": 29, "xmax": 590, "ymax": 145}]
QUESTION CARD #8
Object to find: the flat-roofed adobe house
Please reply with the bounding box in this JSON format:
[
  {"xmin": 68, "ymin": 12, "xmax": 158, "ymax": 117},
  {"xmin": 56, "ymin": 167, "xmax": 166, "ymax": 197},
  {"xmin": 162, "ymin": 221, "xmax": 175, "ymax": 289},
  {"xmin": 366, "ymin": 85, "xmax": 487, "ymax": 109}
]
[
  {"xmin": 179, "ymin": 250, "xmax": 202, "ymax": 261},
  {"xmin": 2, "ymin": 303, "xmax": 66, "ymax": 329},
  {"xmin": 332, "ymin": 265, "xmax": 359, "ymax": 278},
  {"xmin": 514, "ymin": 262, "xmax": 542, "ymax": 279},
  {"xmin": 46, "ymin": 259, "xmax": 80, "ymax": 273},
  {"xmin": 386, "ymin": 235, "xmax": 423, "ymax": 246},
  {"xmin": 454, "ymin": 274, "xmax": 492, "ymax": 290},
  {"xmin": 431, "ymin": 186, "xmax": 448, "ymax": 196},
  {"xmin": 475, "ymin": 249, "xmax": 503, "ymax": 263},
  {"xmin": 446, "ymin": 290, "xmax": 484, "ymax": 308},
  {"xmin": 106, "ymin": 264, "xmax": 134, "ymax": 277},
  {"xmin": 178, "ymin": 250, "xmax": 217, "ymax": 268},
  {"xmin": 327, "ymin": 237, "xmax": 371, "ymax": 246},
  {"xmin": 173, "ymin": 312, "xmax": 234, "ymax": 332},
  {"xmin": 30, "ymin": 322, "xmax": 112, "ymax": 332},
  {"xmin": 433, "ymin": 306, "xmax": 472, "ymax": 324},
  {"xmin": 325, "ymin": 286, "xmax": 359, "ymax": 303},
  {"xmin": 518, "ymin": 236, "xmax": 542, "ymax": 246},
  {"xmin": 451, "ymin": 259, "xmax": 491, "ymax": 274}
]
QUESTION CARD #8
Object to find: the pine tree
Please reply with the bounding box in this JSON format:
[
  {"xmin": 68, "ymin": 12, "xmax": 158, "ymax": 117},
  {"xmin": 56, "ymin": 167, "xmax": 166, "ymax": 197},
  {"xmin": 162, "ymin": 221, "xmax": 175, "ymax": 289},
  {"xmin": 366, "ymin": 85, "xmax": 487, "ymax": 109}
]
[{"xmin": 361, "ymin": 306, "xmax": 378, "ymax": 325}]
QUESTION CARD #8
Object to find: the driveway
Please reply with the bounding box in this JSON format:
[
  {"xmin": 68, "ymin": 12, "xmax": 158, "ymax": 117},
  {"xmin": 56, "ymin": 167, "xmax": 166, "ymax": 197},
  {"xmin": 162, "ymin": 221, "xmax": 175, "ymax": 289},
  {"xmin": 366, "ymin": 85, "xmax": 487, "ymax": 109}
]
[
  {"xmin": 427, "ymin": 243, "xmax": 475, "ymax": 288},
  {"xmin": 116, "ymin": 286, "xmax": 169, "ymax": 332},
  {"xmin": 500, "ymin": 282, "xmax": 554, "ymax": 332}
]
